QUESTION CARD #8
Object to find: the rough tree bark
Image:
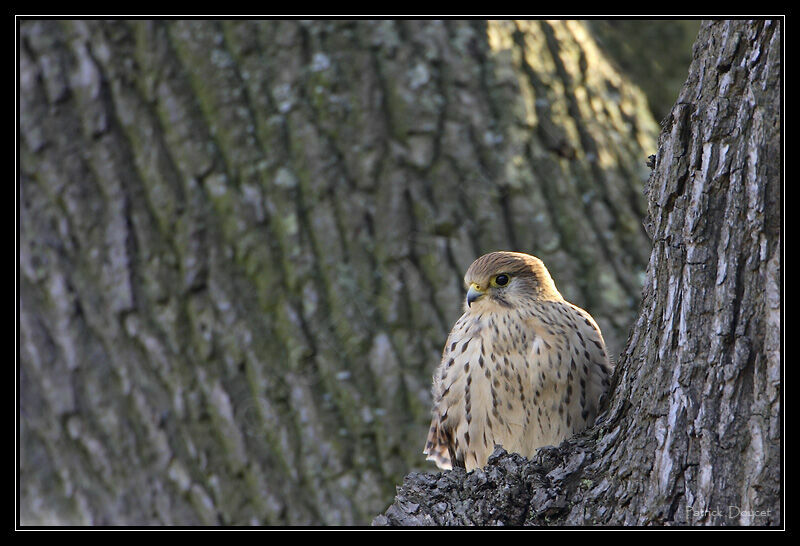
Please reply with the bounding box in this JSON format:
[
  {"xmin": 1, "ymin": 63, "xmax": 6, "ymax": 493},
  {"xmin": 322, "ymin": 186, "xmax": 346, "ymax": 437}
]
[
  {"xmin": 20, "ymin": 20, "xmax": 673, "ymax": 525},
  {"xmin": 375, "ymin": 19, "xmax": 781, "ymax": 527}
]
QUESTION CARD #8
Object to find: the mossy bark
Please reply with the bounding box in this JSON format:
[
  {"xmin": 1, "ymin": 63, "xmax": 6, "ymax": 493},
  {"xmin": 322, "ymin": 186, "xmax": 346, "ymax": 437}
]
[{"xmin": 20, "ymin": 20, "xmax": 663, "ymax": 525}]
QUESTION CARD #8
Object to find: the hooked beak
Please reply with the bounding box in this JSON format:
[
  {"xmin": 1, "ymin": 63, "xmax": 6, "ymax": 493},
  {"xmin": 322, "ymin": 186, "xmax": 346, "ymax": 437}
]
[{"xmin": 466, "ymin": 283, "xmax": 486, "ymax": 307}]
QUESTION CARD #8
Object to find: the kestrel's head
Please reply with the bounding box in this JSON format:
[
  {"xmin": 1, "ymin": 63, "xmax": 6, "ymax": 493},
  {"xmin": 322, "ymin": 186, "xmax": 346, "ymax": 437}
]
[{"xmin": 463, "ymin": 251, "xmax": 562, "ymax": 310}]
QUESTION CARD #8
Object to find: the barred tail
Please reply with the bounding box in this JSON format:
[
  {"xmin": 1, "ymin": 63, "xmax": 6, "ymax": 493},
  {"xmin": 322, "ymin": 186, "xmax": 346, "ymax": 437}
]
[{"xmin": 423, "ymin": 417, "xmax": 454, "ymax": 470}]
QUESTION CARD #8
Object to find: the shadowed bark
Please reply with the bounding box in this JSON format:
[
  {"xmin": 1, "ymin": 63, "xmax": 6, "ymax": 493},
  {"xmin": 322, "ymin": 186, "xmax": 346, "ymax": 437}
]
[
  {"xmin": 376, "ymin": 19, "xmax": 781, "ymax": 527},
  {"xmin": 21, "ymin": 20, "xmax": 672, "ymax": 525}
]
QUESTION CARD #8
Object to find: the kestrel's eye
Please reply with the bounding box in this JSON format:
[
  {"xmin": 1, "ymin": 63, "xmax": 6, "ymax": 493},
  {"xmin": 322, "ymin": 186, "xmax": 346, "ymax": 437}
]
[{"xmin": 493, "ymin": 274, "xmax": 510, "ymax": 287}]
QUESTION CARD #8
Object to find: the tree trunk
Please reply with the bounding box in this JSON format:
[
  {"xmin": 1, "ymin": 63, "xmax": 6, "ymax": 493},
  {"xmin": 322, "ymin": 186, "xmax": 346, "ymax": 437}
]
[
  {"xmin": 376, "ymin": 19, "xmax": 781, "ymax": 527},
  {"xmin": 21, "ymin": 20, "xmax": 671, "ymax": 525},
  {"xmin": 583, "ymin": 20, "xmax": 701, "ymax": 122}
]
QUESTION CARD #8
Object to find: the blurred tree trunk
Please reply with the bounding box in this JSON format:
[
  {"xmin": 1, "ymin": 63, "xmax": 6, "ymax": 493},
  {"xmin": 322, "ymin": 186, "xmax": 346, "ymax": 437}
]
[
  {"xmin": 583, "ymin": 20, "xmax": 702, "ymax": 122},
  {"xmin": 377, "ymin": 19, "xmax": 781, "ymax": 526},
  {"xmin": 20, "ymin": 20, "xmax": 661, "ymax": 525}
]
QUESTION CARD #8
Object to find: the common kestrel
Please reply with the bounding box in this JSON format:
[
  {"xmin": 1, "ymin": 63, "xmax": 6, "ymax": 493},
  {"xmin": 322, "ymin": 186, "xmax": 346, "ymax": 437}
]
[{"xmin": 424, "ymin": 251, "xmax": 613, "ymax": 471}]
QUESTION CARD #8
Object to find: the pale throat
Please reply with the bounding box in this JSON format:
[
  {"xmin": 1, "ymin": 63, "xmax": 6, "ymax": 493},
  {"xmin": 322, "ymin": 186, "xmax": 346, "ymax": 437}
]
[{"xmin": 462, "ymin": 302, "xmax": 533, "ymax": 353}]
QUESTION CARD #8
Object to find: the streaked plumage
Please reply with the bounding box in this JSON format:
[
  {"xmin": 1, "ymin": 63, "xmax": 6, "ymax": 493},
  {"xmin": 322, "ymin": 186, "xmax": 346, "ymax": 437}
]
[{"xmin": 424, "ymin": 251, "xmax": 612, "ymax": 471}]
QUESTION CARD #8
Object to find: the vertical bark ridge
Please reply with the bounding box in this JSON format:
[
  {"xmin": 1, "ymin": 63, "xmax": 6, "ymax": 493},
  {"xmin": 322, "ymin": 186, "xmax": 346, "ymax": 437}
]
[{"xmin": 584, "ymin": 19, "xmax": 781, "ymax": 525}]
